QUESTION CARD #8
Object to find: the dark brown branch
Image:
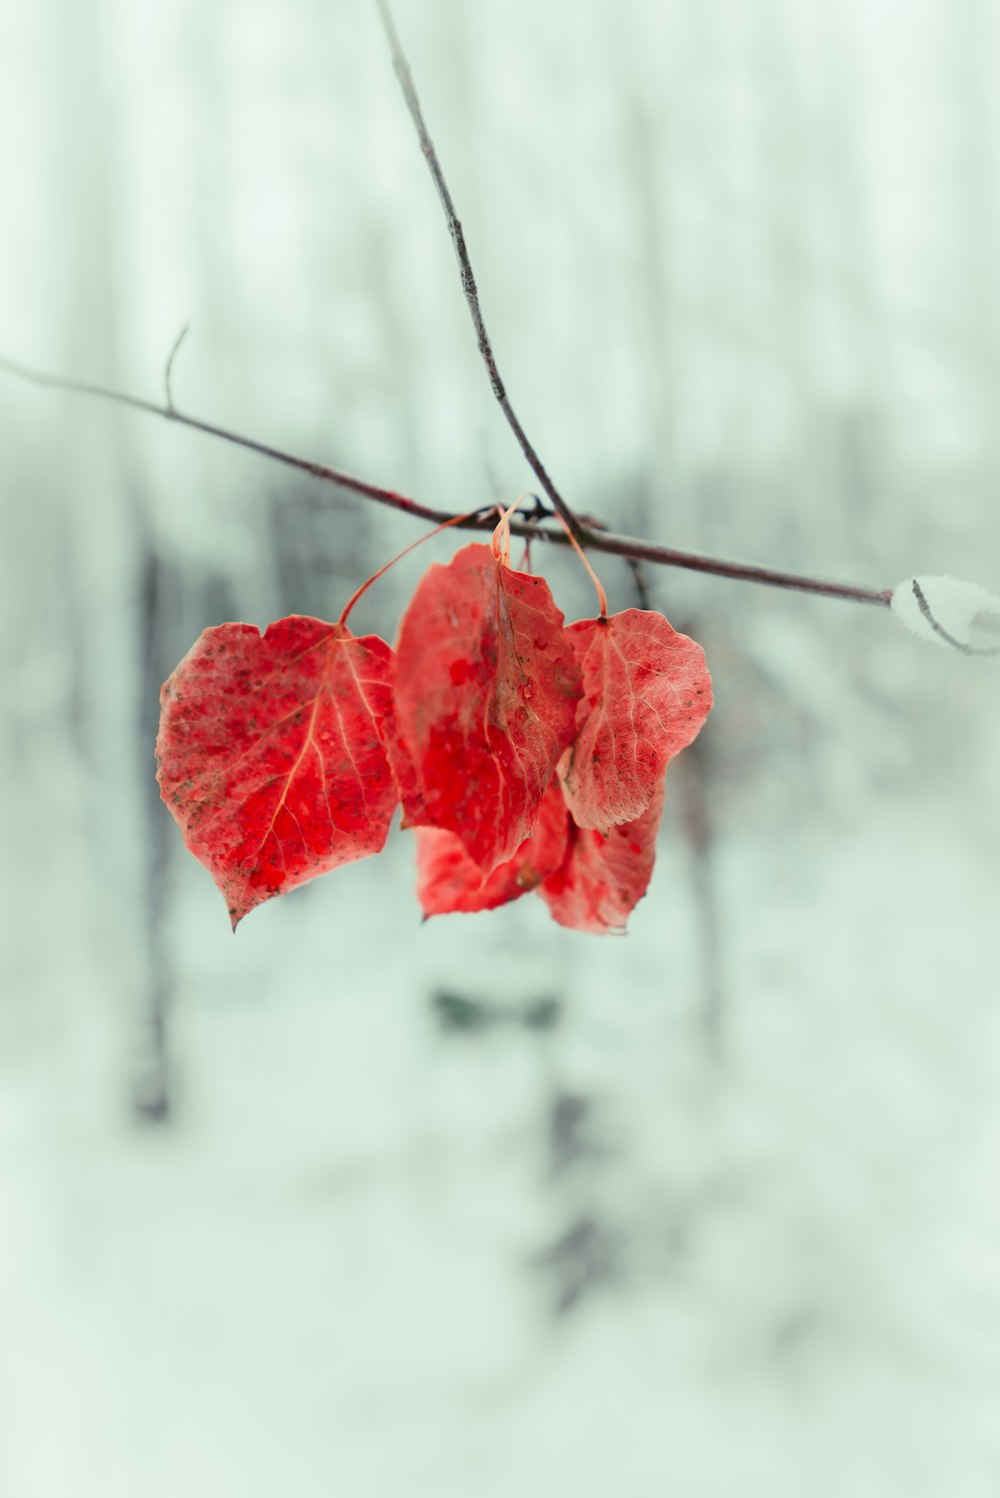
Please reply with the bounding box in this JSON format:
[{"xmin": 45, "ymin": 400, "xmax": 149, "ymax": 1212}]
[
  {"xmin": 0, "ymin": 351, "xmax": 891, "ymax": 607},
  {"xmin": 581, "ymin": 527, "xmax": 891, "ymax": 606},
  {"xmin": 373, "ymin": 0, "xmax": 585, "ymax": 541},
  {"xmin": 0, "ymin": 352, "xmax": 438, "ymax": 523}
]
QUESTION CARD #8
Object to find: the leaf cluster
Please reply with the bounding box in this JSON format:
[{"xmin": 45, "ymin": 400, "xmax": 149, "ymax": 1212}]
[{"xmin": 156, "ymin": 541, "xmax": 712, "ymax": 933}]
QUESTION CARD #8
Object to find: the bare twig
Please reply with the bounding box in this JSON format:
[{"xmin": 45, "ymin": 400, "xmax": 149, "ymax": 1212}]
[
  {"xmin": 373, "ymin": 0, "xmax": 586, "ymax": 541},
  {"xmin": 163, "ymin": 322, "xmax": 190, "ymax": 412},
  {"xmin": 581, "ymin": 526, "xmax": 891, "ymax": 606},
  {"xmin": 0, "ymin": 351, "xmax": 892, "ymax": 607},
  {"xmin": 0, "ymin": 352, "xmax": 438, "ymax": 523}
]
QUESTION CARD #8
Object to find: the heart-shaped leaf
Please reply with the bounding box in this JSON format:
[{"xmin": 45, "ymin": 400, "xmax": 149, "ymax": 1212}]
[
  {"xmin": 558, "ymin": 609, "xmax": 711, "ymax": 829},
  {"xmin": 394, "ymin": 543, "xmax": 582, "ymax": 873},
  {"xmin": 157, "ymin": 617, "xmax": 401, "ymax": 926}
]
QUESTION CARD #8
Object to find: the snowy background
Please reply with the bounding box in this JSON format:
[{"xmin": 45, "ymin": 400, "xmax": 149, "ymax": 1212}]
[{"xmin": 2, "ymin": 0, "xmax": 1000, "ymax": 1493}]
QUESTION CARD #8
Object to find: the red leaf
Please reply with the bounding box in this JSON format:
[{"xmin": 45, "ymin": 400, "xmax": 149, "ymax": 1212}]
[
  {"xmin": 415, "ymin": 780, "xmax": 569, "ymax": 917},
  {"xmin": 539, "ymin": 778, "xmax": 666, "ymax": 934},
  {"xmin": 394, "ymin": 543, "xmax": 582, "ymax": 873},
  {"xmin": 379, "ymin": 704, "xmax": 426, "ymax": 830},
  {"xmin": 156, "ymin": 617, "xmax": 401, "ymax": 927},
  {"xmin": 557, "ymin": 609, "xmax": 711, "ymax": 829}
]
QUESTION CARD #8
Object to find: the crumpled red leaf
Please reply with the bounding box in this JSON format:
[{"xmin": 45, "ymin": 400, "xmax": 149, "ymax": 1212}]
[
  {"xmin": 557, "ymin": 609, "xmax": 711, "ymax": 829},
  {"xmin": 415, "ymin": 780, "xmax": 569, "ymax": 917},
  {"xmin": 539, "ymin": 777, "xmax": 666, "ymax": 934},
  {"xmin": 156, "ymin": 616, "xmax": 401, "ymax": 927},
  {"xmin": 393, "ymin": 543, "xmax": 582, "ymax": 874}
]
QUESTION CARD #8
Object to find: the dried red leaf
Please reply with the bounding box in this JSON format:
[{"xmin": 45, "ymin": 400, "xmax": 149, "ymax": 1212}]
[
  {"xmin": 557, "ymin": 609, "xmax": 711, "ymax": 829},
  {"xmin": 415, "ymin": 780, "xmax": 569, "ymax": 917},
  {"xmin": 156, "ymin": 617, "xmax": 401, "ymax": 927},
  {"xmin": 539, "ymin": 778, "xmax": 666, "ymax": 934},
  {"xmin": 379, "ymin": 704, "xmax": 426, "ymax": 829},
  {"xmin": 394, "ymin": 543, "xmax": 582, "ymax": 873}
]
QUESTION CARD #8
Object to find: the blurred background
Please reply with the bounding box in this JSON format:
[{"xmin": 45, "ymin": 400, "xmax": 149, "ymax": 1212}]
[{"xmin": 2, "ymin": 0, "xmax": 1000, "ymax": 1492}]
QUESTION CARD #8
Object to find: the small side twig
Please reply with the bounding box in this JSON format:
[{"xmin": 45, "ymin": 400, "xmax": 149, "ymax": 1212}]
[
  {"xmin": 625, "ymin": 558, "xmax": 652, "ymax": 610},
  {"xmin": 163, "ymin": 322, "xmax": 190, "ymax": 413},
  {"xmin": 374, "ymin": 0, "xmax": 586, "ymax": 542}
]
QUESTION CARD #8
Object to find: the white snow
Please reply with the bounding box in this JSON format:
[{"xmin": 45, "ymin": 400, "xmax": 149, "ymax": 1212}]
[{"xmin": 891, "ymin": 575, "xmax": 1000, "ymax": 654}]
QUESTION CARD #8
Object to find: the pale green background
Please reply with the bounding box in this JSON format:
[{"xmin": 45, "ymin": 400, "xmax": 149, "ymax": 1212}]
[{"xmin": 1, "ymin": 1, "xmax": 999, "ymax": 1494}]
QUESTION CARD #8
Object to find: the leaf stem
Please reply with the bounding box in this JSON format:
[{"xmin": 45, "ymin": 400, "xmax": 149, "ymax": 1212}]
[
  {"xmin": 553, "ymin": 512, "xmax": 609, "ymax": 617},
  {"xmin": 338, "ymin": 507, "xmax": 483, "ymax": 627},
  {"xmin": 491, "ymin": 491, "xmax": 534, "ymax": 565}
]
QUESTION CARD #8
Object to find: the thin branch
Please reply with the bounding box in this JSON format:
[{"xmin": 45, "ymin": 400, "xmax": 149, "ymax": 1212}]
[
  {"xmin": 367, "ymin": 9, "xmax": 892, "ymax": 613},
  {"xmin": 0, "ymin": 352, "xmax": 439, "ymax": 523},
  {"xmin": 0, "ymin": 351, "xmax": 891, "ymax": 607},
  {"xmin": 373, "ymin": 0, "xmax": 585, "ymax": 541},
  {"xmin": 581, "ymin": 527, "xmax": 891, "ymax": 606}
]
